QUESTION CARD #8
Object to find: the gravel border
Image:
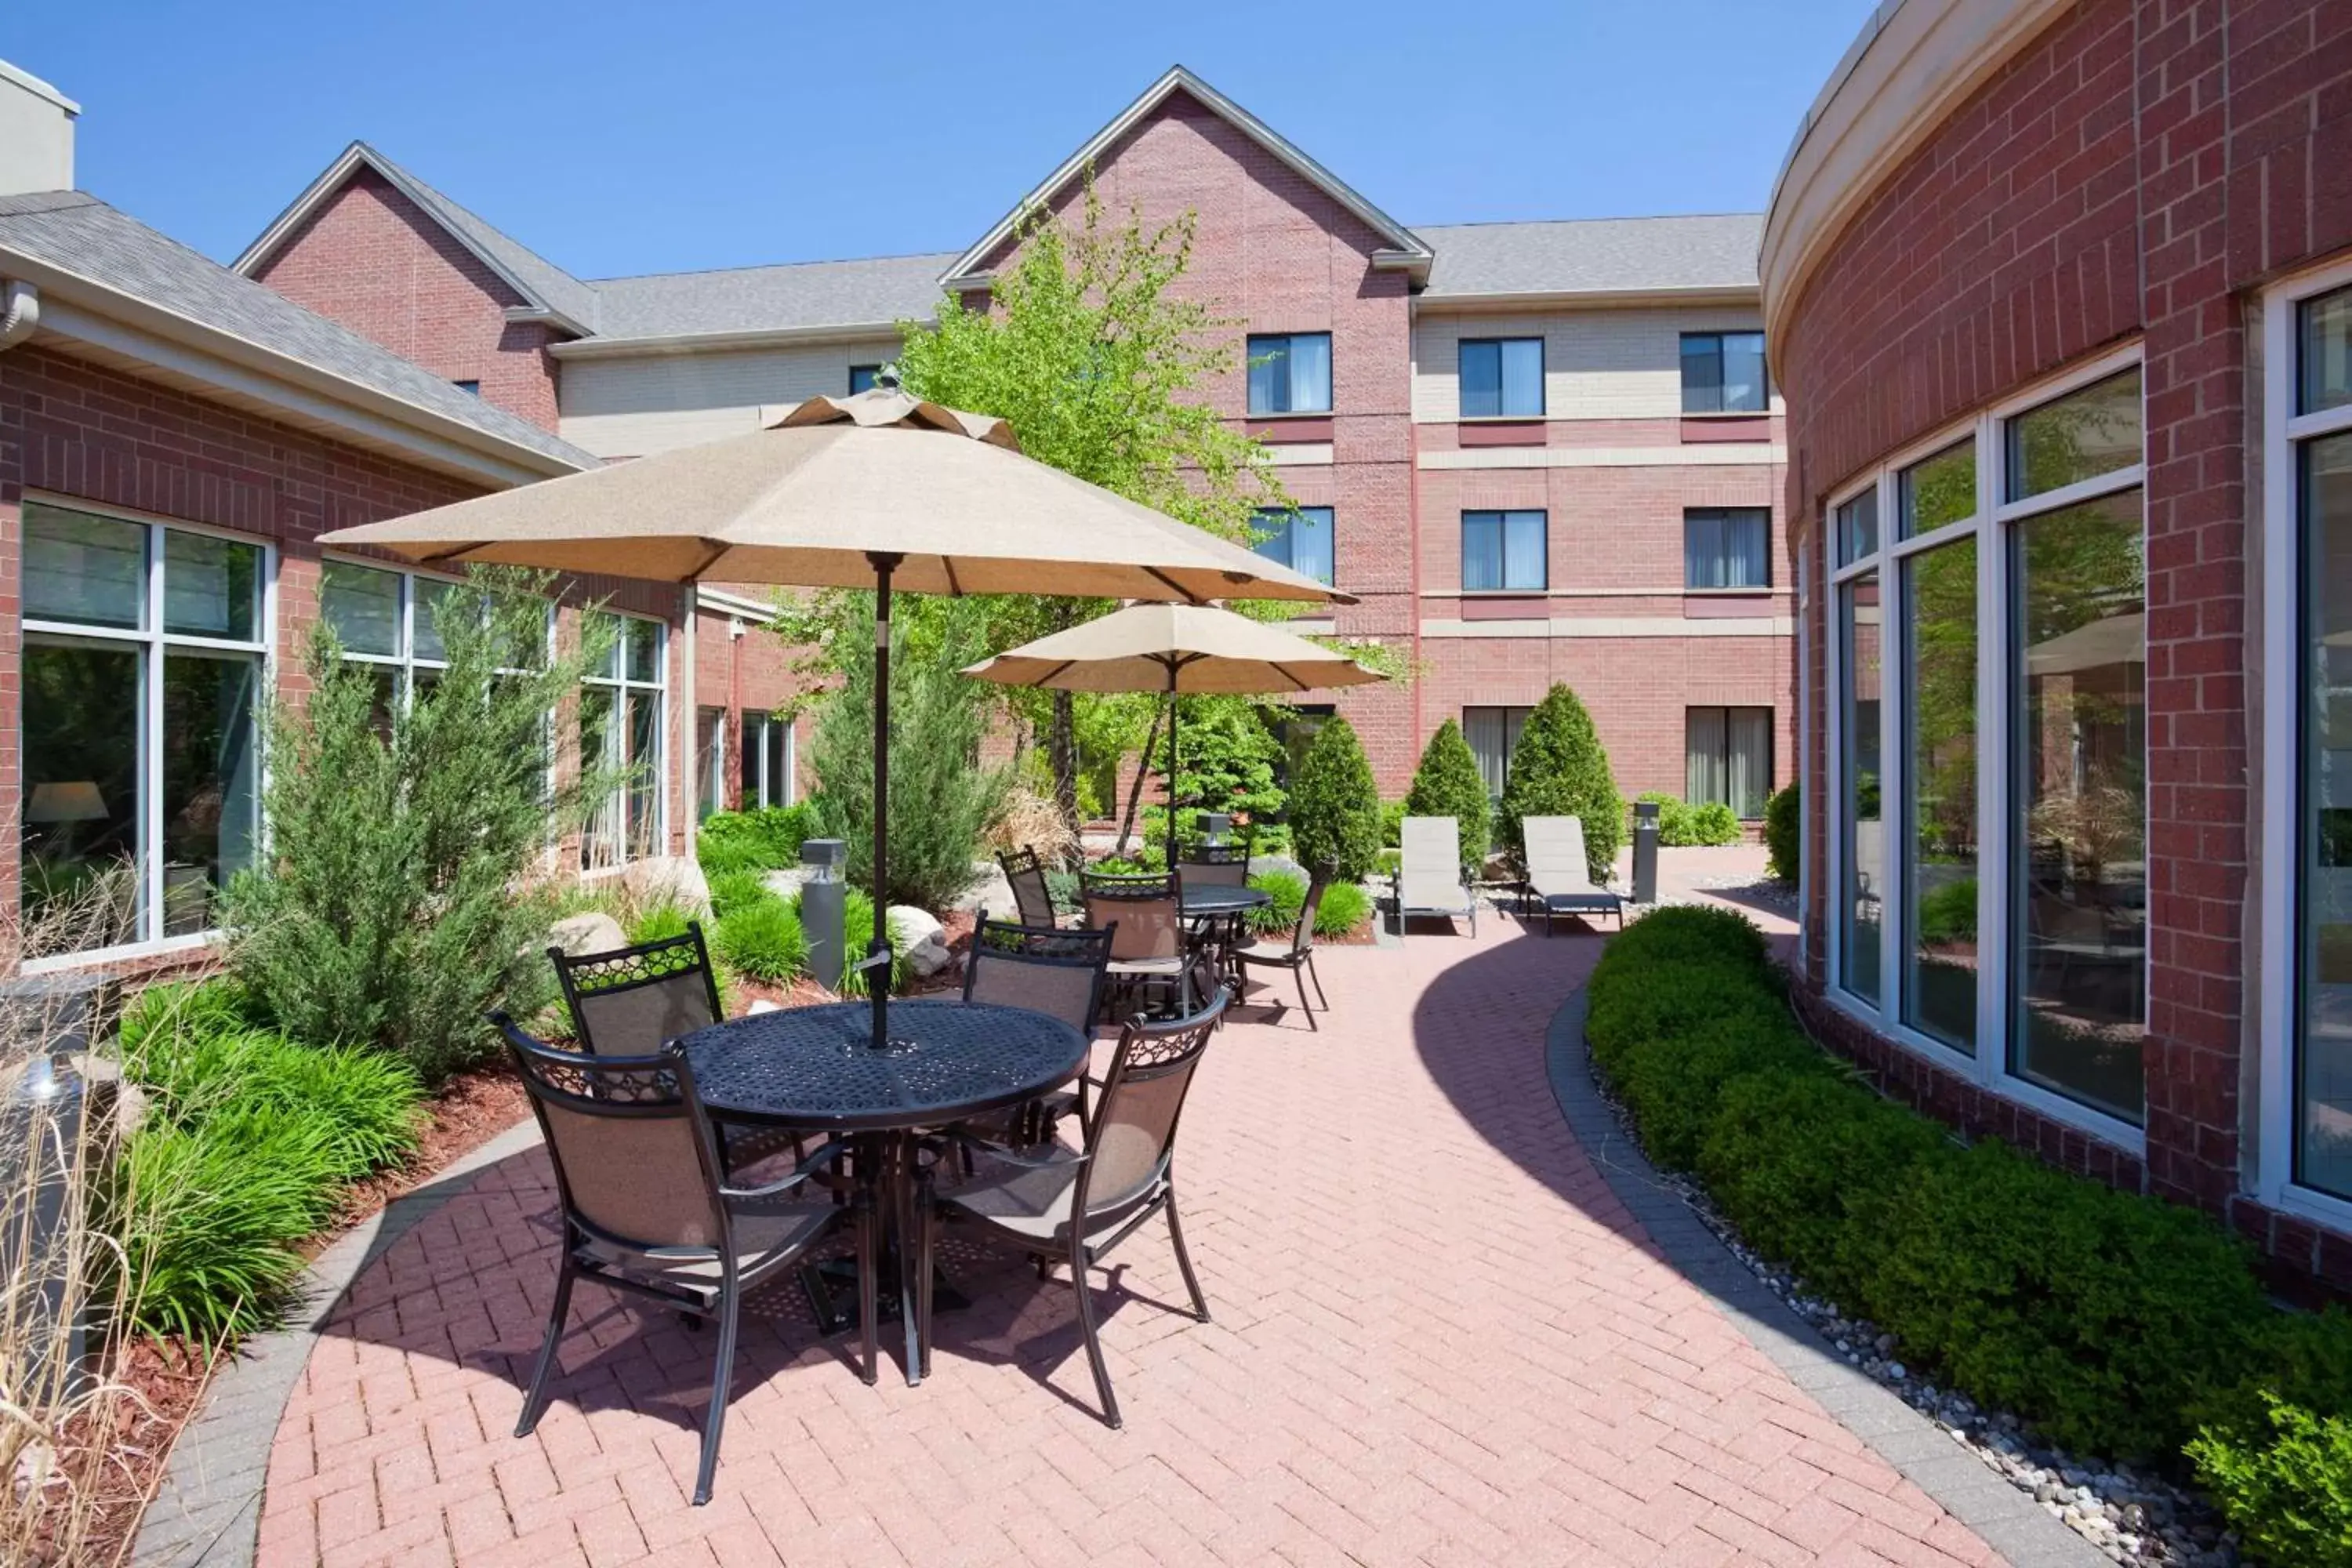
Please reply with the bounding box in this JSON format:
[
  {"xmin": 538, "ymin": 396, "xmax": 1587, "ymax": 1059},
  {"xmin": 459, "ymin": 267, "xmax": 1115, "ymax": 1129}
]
[
  {"xmin": 1545, "ymin": 985, "xmax": 2107, "ymax": 1568},
  {"xmin": 131, "ymin": 1119, "xmax": 545, "ymax": 1568}
]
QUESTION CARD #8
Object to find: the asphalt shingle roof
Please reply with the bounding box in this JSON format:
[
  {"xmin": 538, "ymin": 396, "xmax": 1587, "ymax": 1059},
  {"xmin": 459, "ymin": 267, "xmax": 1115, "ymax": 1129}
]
[
  {"xmin": 377, "ymin": 155, "xmax": 606, "ymax": 330},
  {"xmin": 585, "ymin": 252, "xmax": 956, "ymax": 342},
  {"xmin": 1415, "ymin": 213, "xmax": 1763, "ymax": 299},
  {"xmin": 0, "ymin": 191, "xmax": 597, "ymax": 470}
]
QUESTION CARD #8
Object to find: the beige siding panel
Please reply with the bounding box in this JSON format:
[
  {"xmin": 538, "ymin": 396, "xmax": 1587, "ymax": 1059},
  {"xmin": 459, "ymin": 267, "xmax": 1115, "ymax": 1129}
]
[
  {"xmin": 1410, "ymin": 306, "xmax": 1779, "ymax": 423},
  {"xmin": 557, "ymin": 336, "xmax": 902, "ymax": 458}
]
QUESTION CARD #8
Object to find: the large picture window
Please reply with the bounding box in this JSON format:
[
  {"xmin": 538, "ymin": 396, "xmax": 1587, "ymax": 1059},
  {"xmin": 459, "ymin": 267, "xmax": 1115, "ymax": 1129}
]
[
  {"xmin": 1685, "ymin": 706, "xmax": 1773, "ymax": 818},
  {"xmin": 1685, "ymin": 508, "xmax": 1770, "ymax": 589},
  {"xmin": 20, "ymin": 501, "xmax": 267, "ymax": 958},
  {"xmin": 2271, "ymin": 271, "xmax": 2352, "ymax": 1212},
  {"xmin": 581, "ymin": 612, "xmax": 666, "ymax": 870},
  {"xmin": 1827, "ymin": 352, "xmax": 2145, "ymax": 1135}
]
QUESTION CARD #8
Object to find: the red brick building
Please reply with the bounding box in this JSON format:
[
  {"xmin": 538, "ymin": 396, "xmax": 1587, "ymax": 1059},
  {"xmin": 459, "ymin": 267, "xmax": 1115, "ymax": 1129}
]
[
  {"xmin": 1766, "ymin": 0, "xmax": 2352, "ymax": 1288},
  {"xmin": 239, "ymin": 67, "xmax": 1792, "ymax": 813},
  {"xmin": 0, "ymin": 60, "xmax": 800, "ymax": 978}
]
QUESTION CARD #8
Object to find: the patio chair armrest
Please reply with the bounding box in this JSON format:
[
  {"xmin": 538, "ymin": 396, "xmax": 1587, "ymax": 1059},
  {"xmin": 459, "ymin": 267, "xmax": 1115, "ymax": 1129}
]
[{"xmin": 719, "ymin": 1138, "xmax": 844, "ymax": 1202}]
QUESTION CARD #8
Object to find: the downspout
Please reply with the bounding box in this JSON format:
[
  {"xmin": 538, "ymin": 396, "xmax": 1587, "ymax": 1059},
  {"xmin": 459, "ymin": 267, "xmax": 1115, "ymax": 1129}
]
[{"xmin": 0, "ymin": 281, "xmax": 39, "ymax": 351}]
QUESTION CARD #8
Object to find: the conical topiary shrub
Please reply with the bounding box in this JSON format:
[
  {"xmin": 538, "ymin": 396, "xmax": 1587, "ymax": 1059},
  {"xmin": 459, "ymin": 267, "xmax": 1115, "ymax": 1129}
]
[
  {"xmin": 1403, "ymin": 718, "xmax": 1491, "ymax": 880},
  {"xmin": 1286, "ymin": 713, "xmax": 1382, "ymax": 882},
  {"xmin": 1498, "ymin": 684, "xmax": 1623, "ymax": 883}
]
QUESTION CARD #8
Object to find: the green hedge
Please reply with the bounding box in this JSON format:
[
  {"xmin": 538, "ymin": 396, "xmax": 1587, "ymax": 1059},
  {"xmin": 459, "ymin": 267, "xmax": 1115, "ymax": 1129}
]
[
  {"xmin": 1243, "ymin": 872, "xmax": 1374, "ymax": 941},
  {"xmin": 1762, "ymin": 782, "xmax": 1800, "ymax": 883},
  {"xmin": 1633, "ymin": 791, "xmax": 1742, "ymax": 848},
  {"xmin": 695, "ymin": 804, "xmax": 819, "ymax": 877},
  {"xmin": 1585, "ymin": 906, "xmax": 2352, "ymax": 1557}
]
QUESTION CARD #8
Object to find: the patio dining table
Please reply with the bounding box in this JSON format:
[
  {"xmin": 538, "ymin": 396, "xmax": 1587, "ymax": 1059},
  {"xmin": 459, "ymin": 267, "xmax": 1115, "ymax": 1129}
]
[{"xmin": 677, "ymin": 998, "xmax": 1089, "ymax": 1384}]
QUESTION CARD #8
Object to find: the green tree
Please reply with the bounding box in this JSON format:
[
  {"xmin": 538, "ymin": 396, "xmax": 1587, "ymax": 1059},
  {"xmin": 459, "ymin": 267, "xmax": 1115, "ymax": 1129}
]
[
  {"xmin": 1403, "ymin": 718, "xmax": 1490, "ymax": 879},
  {"xmin": 1498, "ymin": 684, "xmax": 1624, "ymax": 883},
  {"xmin": 806, "ymin": 593, "xmax": 1012, "ymax": 910},
  {"xmin": 225, "ymin": 570, "xmax": 611, "ymax": 1081},
  {"xmin": 887, "ymin": 176, "xmax": 1292, "ymax": 835},
  {"xmin": 1285, "ymin": 714, "xmax": 1382, "ymax": 882}
]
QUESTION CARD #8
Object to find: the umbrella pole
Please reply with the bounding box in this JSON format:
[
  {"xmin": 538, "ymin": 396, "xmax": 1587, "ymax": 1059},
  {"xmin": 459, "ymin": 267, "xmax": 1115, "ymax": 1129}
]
[
  {"xmin": 868, "ymin": 551, "xmax": 904, "ymax": 1051},
  {"xmin": 1165, "ymin": 660, "xmax": 1179, "ymax": 873}
]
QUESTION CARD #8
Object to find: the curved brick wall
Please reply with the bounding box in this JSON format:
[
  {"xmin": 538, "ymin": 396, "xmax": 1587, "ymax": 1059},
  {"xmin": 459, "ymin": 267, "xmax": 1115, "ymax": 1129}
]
[{"xmin": 1773, "ymin": 0, "xmax": 2352, "ymax": 1291}]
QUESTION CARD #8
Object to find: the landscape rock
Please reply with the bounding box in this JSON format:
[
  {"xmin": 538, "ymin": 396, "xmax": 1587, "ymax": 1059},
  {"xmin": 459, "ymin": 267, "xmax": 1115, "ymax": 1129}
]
[
  {"xmin": 546, "ymin": 911, "xmax": 627, "ymax": 956},
  {"xmin": 761, "ymin": 866, "xmax": 813, "ymax": 903},
  {"xmin": 891, "ymin": 906, "xmax": 954, "ymax": 978},
  {"xmin": 621, "ymin": 855, "xmax": 710, "ymax": 916},
  {"xmin": 953, "ymin": 859, "xmax": 1014, "ymax": 919}
]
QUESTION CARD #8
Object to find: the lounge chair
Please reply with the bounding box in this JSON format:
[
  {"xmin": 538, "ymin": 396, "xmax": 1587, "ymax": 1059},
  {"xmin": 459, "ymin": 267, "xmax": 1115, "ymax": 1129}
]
[
  {"xmin": 1519, "ymin": 815, "xmax": 1624, "ymax": 934},
  {"xmin": 1396, "ymin": 816, "xmax": 1477, "ymax": 936}
]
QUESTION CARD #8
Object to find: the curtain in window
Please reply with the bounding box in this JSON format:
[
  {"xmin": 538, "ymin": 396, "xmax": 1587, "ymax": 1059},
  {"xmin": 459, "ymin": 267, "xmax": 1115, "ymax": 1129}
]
[
  {"xmin": 1461, "ymin": 341, "xmax": 1501, "ymax": 419},
  {"xmin": 1686, "ymin": 510, "xmax": 1769, "ymax": 589},
  {"xmin": 1248, "ymin": 339, "xmax": 1285, "ymax": 416},
  {"xmin": 1464, "ymin": 707, "xmax": 1530, "ymax": 799},
  {"xmin": 1288, "ymin": 333, "xmax": 1331, "ymax": 413},
  {"xmin": 1504, "ymin": 512, "xmax": 1546, "ymax": 589},
  {"xmin": 1726, "ymin": 708, "xmax": 1771, "ymax": 818},
  {"xmin": 1290, "ymin": 507, "xmax": 1334, "ymax": 585},
  {"xmin": 1685, "ymin": 708, "xmax": 1726, "ymax": 807},
  {"xmin": 1722, "ymin": 333, "xmax": 1768, "ymax": 412},
  {"xmin": 1462, "ymin": 516, "xmax": 1504, "ymax": 591},
  {"xmin": 1500, "ymin": 339, "xmax": 1542, "ymax": 416}
]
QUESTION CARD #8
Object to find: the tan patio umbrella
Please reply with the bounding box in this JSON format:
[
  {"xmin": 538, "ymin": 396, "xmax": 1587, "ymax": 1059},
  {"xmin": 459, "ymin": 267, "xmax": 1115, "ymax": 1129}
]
[
  {"xmin": 318, "ymin": 388, "xmax": 1352, "ymax": 1051},
  {"xmin": 963, "ymin": 601, "xmax": 1385, "ymax": 869}
]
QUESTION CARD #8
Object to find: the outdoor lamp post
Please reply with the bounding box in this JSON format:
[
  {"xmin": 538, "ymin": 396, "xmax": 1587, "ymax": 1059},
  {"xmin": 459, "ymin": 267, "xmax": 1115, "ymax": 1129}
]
[{"xmin": 799, "ymin": 838, "xmax": 848, "ymax": 991}]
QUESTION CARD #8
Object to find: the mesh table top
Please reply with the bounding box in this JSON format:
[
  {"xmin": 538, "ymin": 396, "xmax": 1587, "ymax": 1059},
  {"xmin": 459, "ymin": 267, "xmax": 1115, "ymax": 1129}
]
[
  {"xmin": 677, "ymin": 1000, "xmax": 1088, "ymax": 1131},
  {"xmin": 1179, "ymin": 884, "xmax": 1274, "ymax": 916}
]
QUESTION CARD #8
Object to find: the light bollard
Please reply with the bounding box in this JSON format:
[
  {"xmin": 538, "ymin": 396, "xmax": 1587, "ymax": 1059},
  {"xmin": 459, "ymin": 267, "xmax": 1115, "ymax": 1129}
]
[
  {"xmin": 1631, "ymin": 799, "xmax": 1661, "ymax": 905},
  {"xmin": 799, "ymin": 838, "xmax": 848, "ymax": 991}
]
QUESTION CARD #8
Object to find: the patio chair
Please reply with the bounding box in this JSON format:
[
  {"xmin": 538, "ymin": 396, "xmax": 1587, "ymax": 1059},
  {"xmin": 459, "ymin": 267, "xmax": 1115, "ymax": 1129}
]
[
  {"xmin": 1519, "ymin": 815, "xmax": 1624, "ymax": 935},
  {"xmin": 1082, "ymin": 870, "xmax": 1193, "ymax": 1018},
  {"xmin": 1233, "ymin": 864, "xmax": 1332, "ymax": 1029},
  {"xmin": 999, "ymin": 847, "xmax": 1061, "ymax": 929},
  {"xmin": 1396, "ymin": 817, "xmax": 1478, "ymax": 936},
  {"xmin": 923, "ymin": 986, "xmax": 1226, "ymax": 1428},
  {"xmin": 548, "ymin": 923, "xmax": 800, "ymax": 1172},
  {"xmin": 493, "ymin": 1014, "xmax": 873, "ymax": 1507},
  {"xmin": 1178, "ymin": 841, "xmax": 1250, "ymax": 887},
  {"xmin": 957, "ymin": 917, "xmax": 1114, "ymax": 1147}
]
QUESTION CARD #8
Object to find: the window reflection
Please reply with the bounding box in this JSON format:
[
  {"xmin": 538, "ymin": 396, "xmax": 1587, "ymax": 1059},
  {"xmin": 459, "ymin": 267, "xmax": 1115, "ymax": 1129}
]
[
  {"xmin": 1841, "ymin": 572, "xmax": 1883, "ymax": 1003},
  {"xmin": 21, "ymin": 641, "xmax": 142, "ymax": 952},
  {"xmin": 2012, "ymin": 489, "xmax": 2146, "ymax": 1122},
  {"xmin": 2299, "ymin": 431, "xmax": 2352, "ymax": 1197},
  {"xmin": 161, "ymin": 652, "xmax": 260, "ymax": 936},
  {"xmin": 1902, "ymin": 539, "xmax": 1977, "ymax": 1051},
  {"xmin": 2006, "ymin": 369, "xmax": 2143, "ymax": 501}
]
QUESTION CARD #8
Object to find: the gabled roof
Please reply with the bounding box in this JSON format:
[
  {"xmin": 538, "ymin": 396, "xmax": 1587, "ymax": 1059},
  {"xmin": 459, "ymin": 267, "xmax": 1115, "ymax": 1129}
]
[
  {"xmin": 1, "ymin": 190, "xmax": 597, "ymax": 477},
  {"xmin": 582, "ymin": 251, "xmax": 956, "ymax": 346},
  {"xmin": 939, "ymin": 65, "xmax": 1433, "ymax": 287},
  {"xmin": 234, "ymin": 142, "xmax": 601, "ymax": 335},
  {"xmin": 1416, "ymin": 214, "xmax": 1763, "ymax": 303}
]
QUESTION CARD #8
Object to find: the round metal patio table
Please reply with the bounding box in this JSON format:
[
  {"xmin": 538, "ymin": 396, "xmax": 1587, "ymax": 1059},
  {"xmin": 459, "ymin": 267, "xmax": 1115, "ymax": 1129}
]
[
  {"xmin": 1178, "ymin": 884, "xmax": 1272, "ymax": 920},
  {"xmin": 677, "ymin": 999, "xmax": 1089, "ymax": 1385}
]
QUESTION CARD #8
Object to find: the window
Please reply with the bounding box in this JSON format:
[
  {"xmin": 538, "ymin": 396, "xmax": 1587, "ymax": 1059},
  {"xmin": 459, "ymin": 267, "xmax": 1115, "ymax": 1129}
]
[
  {"xmin": 451, "ymin": 379, "xmax": 481, "ymax": 396},
  {"xmin": 20, "ymin": 501, "xmax": 267, "ymax": 958},
  {"xmin": 1460, "ymin": 338, "xmax": 1544, "ymax": 419},
  {"xmin": 741, "ymin": 710, "xmax": 794, "ymax": 808},
  {"xmin": 1463, "ymin": 706, "xmax": 1533, "ymax": 800},
  {"xmin": 1827, "ymin": 352, "xmax": 2145, "ymax": 1134},
  {"xmin": 1684, "ymin": 508, "xmax": 1770, "ymax": 589},
  {"xmin": 1686, "ymin": 708, "xmax": 1773, "ymax": 819},
  {"xmin": 696, "ymin": 706, "xmax": 728, "ymax": 820},
  {"xmin": 1251, "ymin": 506, "xmax": 1334, "ymax": 585},
  {"xmin": 1681, "ymin": 331, "xmax": 1769, "ymax": 414},
  {"xmin": 1461, "ymin": 510, "xmax": 1547, "ymax": 592},
  {"xmin": 2269, "ymin": 272, "xmax": 2352, "ymax": 1210},
  {"xmin": 1247, "ymin": 332, "xmax": 1332, "ymax": 416},
  {"xmin": 848, "ymin": 364, "xmax": 883, "ymax": 394},
  {"xmin": 580, "ymin": 612, "xmax": 666, "ymax": 869}
]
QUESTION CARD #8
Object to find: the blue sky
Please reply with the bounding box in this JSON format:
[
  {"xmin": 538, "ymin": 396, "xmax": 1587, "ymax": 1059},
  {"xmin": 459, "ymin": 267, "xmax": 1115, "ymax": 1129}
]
[{"xmin": 10, "ymin": 1, "xmax": 1873, "ymax": 278}]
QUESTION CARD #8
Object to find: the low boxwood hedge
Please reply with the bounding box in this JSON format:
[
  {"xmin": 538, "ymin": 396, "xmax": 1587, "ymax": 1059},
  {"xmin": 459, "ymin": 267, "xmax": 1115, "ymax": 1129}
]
[{"xmin": 1584, "ymin": 906, "xmax": 2352, "ymax": 1563}]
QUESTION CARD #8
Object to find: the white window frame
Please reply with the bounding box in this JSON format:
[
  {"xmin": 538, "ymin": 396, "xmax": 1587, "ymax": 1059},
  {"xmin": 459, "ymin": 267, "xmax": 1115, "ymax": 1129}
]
[
  {"xmin": 20, "ymin": 494, "xmax": 277, "ymax": 971},
  {"xmin": 2259, "ymin": 254, "xmax": 2352, "ymax": 1231},
  {"xmin": 695, "ymin": 705, "xmax": 729, "ymax": 820},
  {"xmin": 580, "ymin": 609, "xmax": 669, "ymax": 873},
  {"xmin": 742, "ymin": 710, "xmax": 796, "ymax": 809},
  {"xmin": 1824, "ymin": 343, "xmax": 2148, "ymax": 1150}
]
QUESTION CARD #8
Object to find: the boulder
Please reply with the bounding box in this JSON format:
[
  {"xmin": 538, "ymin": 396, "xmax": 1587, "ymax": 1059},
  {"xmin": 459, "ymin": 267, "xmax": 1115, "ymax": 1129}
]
[
  {"xmin": 622, "ymin": 855, "xmax": 710, "ymax": 916},
  {"xmin": 761, "ymin": 866, "xmax": 814, "ymax": 903},
  {"xmin": 547, "ymin": 911, "xmax": 627, "ymax": 956},
  {"xmin": 953, "ymin": 858, "xmax": 1014, "ymax": 919},
  {"xmin": 891, "ymin": 905, "xmax": 954, "ymax": 978},
  {"xmin": 1252, "ymin": 854, "xmax": 1308, "ymax": 887}
]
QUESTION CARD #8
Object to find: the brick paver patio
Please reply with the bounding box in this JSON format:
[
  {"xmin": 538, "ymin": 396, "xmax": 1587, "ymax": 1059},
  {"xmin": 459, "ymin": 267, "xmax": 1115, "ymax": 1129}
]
[{"xmin": 253, "ymin": 889, "xmax": 2002, "ymax": 1568}]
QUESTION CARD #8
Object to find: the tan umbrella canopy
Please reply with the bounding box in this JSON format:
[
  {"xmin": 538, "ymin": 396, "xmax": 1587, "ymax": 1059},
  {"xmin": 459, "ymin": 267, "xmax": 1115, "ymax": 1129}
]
[
  {"xmin": 316, "ymin": 387, "xmax": 1351, "ymax": 1051},
  {"xmin": 964, "ymin": 602, "xmax": 1385, "ymax": 868},
  {"xmin": 317, "ymin": 390, "xmax": 1354, "ymax": 604}
]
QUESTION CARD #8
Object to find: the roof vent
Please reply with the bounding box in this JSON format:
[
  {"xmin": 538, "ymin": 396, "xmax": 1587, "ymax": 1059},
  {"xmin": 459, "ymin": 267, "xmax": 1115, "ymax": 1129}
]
[{"xmin": 0, "ymin": 60, "xmax": 77, "ymax": 197}]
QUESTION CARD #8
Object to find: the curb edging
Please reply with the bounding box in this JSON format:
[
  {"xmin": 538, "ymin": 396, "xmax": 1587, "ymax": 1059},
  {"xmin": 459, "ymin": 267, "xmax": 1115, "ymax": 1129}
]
[
  {"xmin": 131, "ymin": 1119, "xmax": 546, "ymax": 1568},
  {"xmin": 1544, "ymin": 986, "xmax": 2107, "ymax": 1568}
]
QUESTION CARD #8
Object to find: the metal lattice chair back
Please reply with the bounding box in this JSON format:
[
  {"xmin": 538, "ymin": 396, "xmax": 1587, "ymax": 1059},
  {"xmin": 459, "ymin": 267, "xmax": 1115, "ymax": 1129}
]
[
  {"xmin": 964, "ymin": 918, "xmax": 1114, "ymax": 1036},
  {"xmin": 550, "ymin": 923, "xmax": 724, "ymax": 1055},
  {"xmin": 1082, "ymin": 872, "xmax": 1186, "ymax": 963},
  {"xmin": 1078, "ymin": 991, "xmax": 1222, "ymax": 1218},
  {"xmin": 999, "ymin": 848, "xmax": 1059, "ymax": 928},
  {"xmin": 1178, "ymin": 843, "xmax": 1250, "ymax": 887},
  {"xmin": 498, "ymin": 1016, "xmax": 729, "ymax": 1254}
]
